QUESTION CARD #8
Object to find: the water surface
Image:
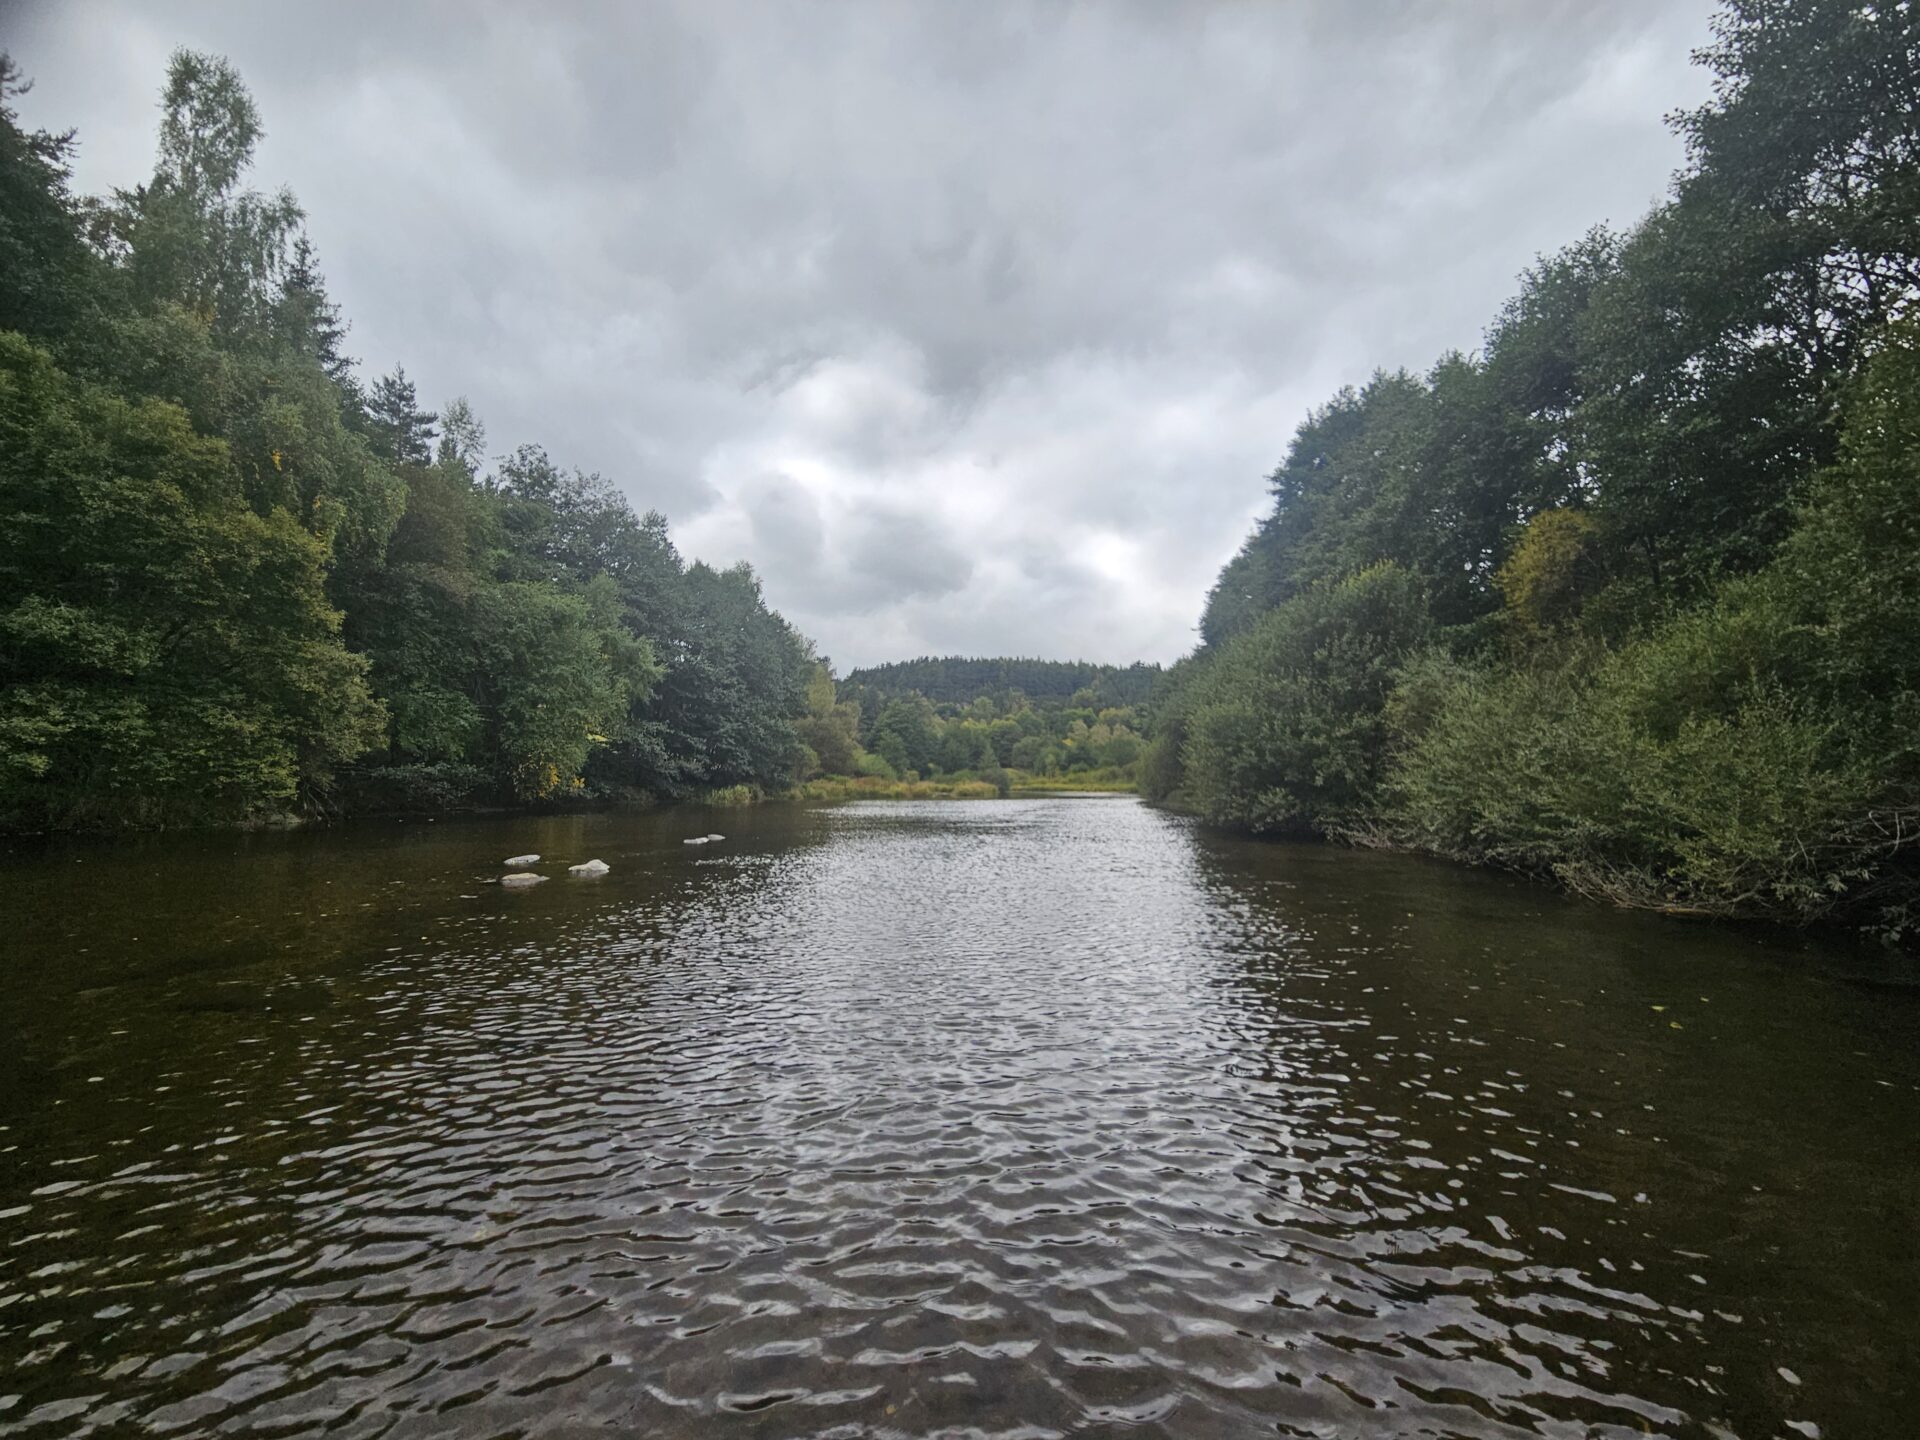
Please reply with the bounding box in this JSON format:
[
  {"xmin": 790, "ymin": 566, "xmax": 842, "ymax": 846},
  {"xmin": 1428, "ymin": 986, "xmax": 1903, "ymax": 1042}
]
[{"xmin": 3, "ymin": 797, "xmax": 1916, "ymax": 1437}]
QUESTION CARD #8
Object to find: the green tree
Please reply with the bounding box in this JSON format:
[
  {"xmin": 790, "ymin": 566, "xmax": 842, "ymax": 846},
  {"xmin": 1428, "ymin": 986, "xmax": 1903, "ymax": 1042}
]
[
  {"xmin": 1182, "ymin": 564, "xmax": 1431, "ymax": 834},
  {"xmin": 0, "ymin": 56, "xmax": 98, "ymax": 346},
  {"xmin": 0, "ymin": 334, "xmax": 383, "ymax": 826},
  {"xmin": 365, "ymin": 365, "xmax": 437, "ymax": 466},
  {"xmin": 793, "ymin": 662, "xmax": 862, "ymax": 776},
  {"xmin": 473, "ymin": 575, "xmax": 655, "ymax": 802}
]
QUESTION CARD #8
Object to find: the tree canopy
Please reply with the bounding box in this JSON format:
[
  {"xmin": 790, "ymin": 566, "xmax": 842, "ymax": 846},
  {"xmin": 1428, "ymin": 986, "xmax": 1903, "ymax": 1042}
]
[
  {"xmin": 0, "ymin": 49, "xmax": 817, "ymax": 827},
  {"xmin": 1154, "ymin": 0, "xmax": 1920, "ymax": 941}
]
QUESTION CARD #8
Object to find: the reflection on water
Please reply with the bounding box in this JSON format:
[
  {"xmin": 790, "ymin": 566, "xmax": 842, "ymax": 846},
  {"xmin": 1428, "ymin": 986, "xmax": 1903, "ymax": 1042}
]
[{"xmin": 2, "ymin": 798, "xmax": 1916, "ymax": 1438}]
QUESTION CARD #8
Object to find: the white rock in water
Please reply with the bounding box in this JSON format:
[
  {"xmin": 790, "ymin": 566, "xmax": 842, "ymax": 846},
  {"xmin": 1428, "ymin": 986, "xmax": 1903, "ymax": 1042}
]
[
  {"xmin": 683, "ymin": 836, "xmax": 708, "ymax": 845},
  {"xmin": 705, "ymin": 833, "xmax": 725, "ymax": 842},
  {"xmin": 568, "ymin": 859, "xmax": 610, "ymax": 876},
  {"xmin": 504, "ymin": 853, "xmax": 540, "ymax": 866},
  {"xmin": 500, "ymin": 871, "xmax": 547, "ymax": 887}
]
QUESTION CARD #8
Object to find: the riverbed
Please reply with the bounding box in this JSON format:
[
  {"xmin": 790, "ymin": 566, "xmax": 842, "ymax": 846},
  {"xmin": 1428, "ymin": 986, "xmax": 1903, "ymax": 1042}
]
[{"xmin": 3, "ymin": 797, "xmax": 1915, "ymax": 1437}]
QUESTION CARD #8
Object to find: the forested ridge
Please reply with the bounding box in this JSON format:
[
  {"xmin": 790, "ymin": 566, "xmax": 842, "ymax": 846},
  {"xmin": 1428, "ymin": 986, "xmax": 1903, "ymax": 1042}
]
[
  {"xmin": 1146, "ymin": 0, "xmax": 1920, "ymax": 942},
  {"xmin": 846, "ymin": 658, "xmax": 1160, "ymax": 707},
  {"xmin": 810, "ymin": 659, "xmax": 1157, "ymax": 792},
  {"xmin": 0, "ymin": 52, "xmax": 826, "ymax": 829}
]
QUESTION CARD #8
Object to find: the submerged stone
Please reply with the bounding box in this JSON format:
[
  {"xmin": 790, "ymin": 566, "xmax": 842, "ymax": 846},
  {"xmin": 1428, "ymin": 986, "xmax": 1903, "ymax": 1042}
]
[
  {"xmin": 504, "ymin": 853, "xmax": 540, "ymax": 866},
  {"xmin": 568, "ymin": 859, "xmax": 610, "ymax": 876},
  {"xmin": 499, "ymin": 871, "xmax": 547, "ymax": 887}
]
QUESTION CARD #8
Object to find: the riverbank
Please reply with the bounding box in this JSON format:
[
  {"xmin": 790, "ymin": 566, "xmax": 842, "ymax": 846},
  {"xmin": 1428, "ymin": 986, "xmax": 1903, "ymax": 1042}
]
[
  {"xmin": 1009, "ymin": 769, "xmax": 1135, "ymax": 794},
  {"xmin": 0, "ymin": 769, "xmax": 1148, "ymax": 838},
  {"xmin": 1143, "ymin": 784, "xmax": 1917, "ymax": 957},
  {"xmin": 792, "ymin": 776, "xmax": 1004, "ymax": 801},
  {"xmin": 794, "ymin": 768, "xmax": 1138, "ymax": 802}
]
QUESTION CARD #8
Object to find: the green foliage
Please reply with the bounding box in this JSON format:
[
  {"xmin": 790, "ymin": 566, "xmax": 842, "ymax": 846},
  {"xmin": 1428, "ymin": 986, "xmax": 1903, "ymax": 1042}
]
[
  {"xmin": 336, "ymin": 761, "xmax": 488, "ymax": 815},
  {"xmin": 472, "ymin": 578, "xmax": 652, "ymax": 802},
  {"xmin": 0, "ymin": 332, "xmax": 382, "ymax": 826},
  {"xmin": 1008, "ymin": 767, "xmax": 1136, "ymax": 794},
  {"xmin": 1384, "ymin": 320, "xmax": 1920, "ymax": 934},
  {"xmin": 1495, "ymin": 508, "xmax": 1605, "ymax": 638},
  {"xmin": 855, "ymin": 751, "xmax": 898, "ymax": 781},
  {"xmin": 795, "ymin": 775, "xmax": 1003, "ymax": 802},
  {"xmin": 0, "ymin": 51, "xmax": 818, "ymax": 828},
  {"xmin": 0, "ymin": 57, "xmax": 95, "ymax": 344},
  {"xmin": 1180, "ymin": 565, "xmax": 1430, "ymax": 834},
  {"xmin": 828, "ymin": 658, "xmax": 1152, "ymax": 790},
  {"xmin": 1171, "ymin": 2, "xmax": 1920, "ymax": 941},
  {"xmin": 1385, "ymin": 641, "xmax": 1891, "ymax": 928},
  {"xmin": 364, "ymin": 366, "xmax": 436, "ymax": 466},
  {"xmin": 115, "ymin": 50, "xmax": 305, "ymax": 345},
  {"xmin": 1137, "ymin": 655, "xmax": 1202, "ymax": 803},
  {"xmin": 792, "ymin": 662, "xmax": 862, "ymax": 777},
  {"xmin": 870, "ymin": 696, "xmax": 939, "ymax": 779}
]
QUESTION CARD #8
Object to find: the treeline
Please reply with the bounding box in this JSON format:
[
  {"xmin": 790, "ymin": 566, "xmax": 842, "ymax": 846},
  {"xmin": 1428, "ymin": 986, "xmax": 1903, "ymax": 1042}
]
[
  {"xmin": 845, "ymin": 657, "xmax": 1161, "ymax": 708},
  {"xmin": 1147, "ymin": 0, "xmax": 1920, "ymax": 941},
  {"xmin": 782, "ymin": 662, "xmax": 1150, "ymax": 791},
  {"xmin": 0, "ymin": 52, "xmax": 817, "ymax": 829}
]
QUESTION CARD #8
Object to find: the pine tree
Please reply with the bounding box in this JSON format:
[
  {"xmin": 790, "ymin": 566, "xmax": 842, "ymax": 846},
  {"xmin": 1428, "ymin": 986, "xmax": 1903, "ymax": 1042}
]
[{"xmin": 366, "ymin": 364, "xmax": 437, "ymax": 465}]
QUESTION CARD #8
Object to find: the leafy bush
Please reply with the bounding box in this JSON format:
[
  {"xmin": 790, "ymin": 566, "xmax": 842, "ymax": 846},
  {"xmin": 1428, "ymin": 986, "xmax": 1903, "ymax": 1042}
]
[
  {"xmin": 855, "ymin": 752, "xmax": 898, "ymax": 780},
  {"xmin": 1180, "ymin": 563, "xmax": 1430, "ymax": 833},
  {"xmin": 1383, "ymin": 328, "xmax": 1920, "ymax": 933},
  {"xmin": 1385, "ymin": 646, "xmax": 1887, "ymax": 923}
]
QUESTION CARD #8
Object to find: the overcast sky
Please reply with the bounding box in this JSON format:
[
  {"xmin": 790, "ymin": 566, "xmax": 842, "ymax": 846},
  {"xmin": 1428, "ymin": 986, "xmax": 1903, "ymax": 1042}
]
[{"xmin": 9, "ymin": 0, "xmax": 1716, "ymax": 670}]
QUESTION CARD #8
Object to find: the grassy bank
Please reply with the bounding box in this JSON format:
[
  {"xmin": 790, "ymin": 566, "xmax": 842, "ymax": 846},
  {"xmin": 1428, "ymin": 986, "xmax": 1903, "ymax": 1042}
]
[
  {"xmin": 791, "ymin": 768, "xmax": 1138, "ymax": 802},
  {"xmin": 1008, "ymin": 768, "xmax": 1136, "ymax": 794},
  {"xmin": 792, "ymin": 777, "xmax": 1003, "ymax": 801}
]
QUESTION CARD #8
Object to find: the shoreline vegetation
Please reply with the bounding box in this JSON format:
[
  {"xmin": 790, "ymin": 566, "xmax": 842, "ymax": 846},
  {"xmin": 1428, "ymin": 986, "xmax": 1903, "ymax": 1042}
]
[
  {"xmin": 0, "ymin": 53, "xmax": 1153, "ymax": 838},
  {"xmin": 795, "ymin": 768, "xmax": 1138, "ymax": 803},
  {"xmin": 6, "ymin": 6, "xmax": 1918, "ymax": 953},
  {"xmin": 1141, "ymin": 2, "xmax": 1920, "ymax": 947},
  {"xmin": 1, "ymin": 51, "xmax": 823, "ymax": 833}
]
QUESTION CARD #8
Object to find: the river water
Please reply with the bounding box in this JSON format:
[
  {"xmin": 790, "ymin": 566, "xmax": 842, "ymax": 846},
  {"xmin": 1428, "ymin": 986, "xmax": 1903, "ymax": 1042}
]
[{"xmin": 2, "ymin": 797, "xmax": 1915, "ymax": 1438}]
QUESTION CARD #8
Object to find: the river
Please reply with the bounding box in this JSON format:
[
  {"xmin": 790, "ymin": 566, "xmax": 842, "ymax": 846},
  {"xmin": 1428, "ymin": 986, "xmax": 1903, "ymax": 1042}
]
[{"xmin": 3, "ymin": 796, "xmax": 1915, "ymax": 1438}]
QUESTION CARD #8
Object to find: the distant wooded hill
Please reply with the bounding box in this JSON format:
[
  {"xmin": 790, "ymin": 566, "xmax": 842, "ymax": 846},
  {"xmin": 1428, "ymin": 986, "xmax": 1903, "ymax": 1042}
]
[{"xmin": 845, "ymin": 657, "xmax": 1162, "ymax": 707}]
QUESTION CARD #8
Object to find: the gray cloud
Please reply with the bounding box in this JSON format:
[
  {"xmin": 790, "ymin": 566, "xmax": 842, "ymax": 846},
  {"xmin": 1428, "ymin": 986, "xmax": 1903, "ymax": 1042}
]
[
  {"xmin": 9, "ymin": 0, "xmax": 1716, "ymax": 668},
  {"xmin": 744, "ymin": 472, "xmax": 972, "ymax": 619},
  {"xmin": 845, "ymin": 512, "xmax": 974, "ymax": 606}
]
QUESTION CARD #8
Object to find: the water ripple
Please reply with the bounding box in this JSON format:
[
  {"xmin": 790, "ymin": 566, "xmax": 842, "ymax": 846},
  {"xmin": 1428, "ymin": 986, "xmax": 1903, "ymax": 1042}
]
[{"xmin": 3, "ymin": 798, "xmax": 1916, "ymax": 1438}]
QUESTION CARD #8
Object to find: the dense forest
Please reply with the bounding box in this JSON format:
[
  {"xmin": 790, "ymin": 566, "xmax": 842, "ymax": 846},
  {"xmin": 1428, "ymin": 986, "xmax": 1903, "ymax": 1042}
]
[
  {"xmin": 0, "ymin": 51, "xmax": 828, "ymax": 829},
  {"xmin": 1145, "ymin": 0, "xmax": 1920, "ymax": 941},
  {"xmin": 816, "ymin": 658, "xmax": 1156, "ymax": 790},
  {"xmin": 847, "ymin": 658, "xmax": 1161, "ymax": 708}
]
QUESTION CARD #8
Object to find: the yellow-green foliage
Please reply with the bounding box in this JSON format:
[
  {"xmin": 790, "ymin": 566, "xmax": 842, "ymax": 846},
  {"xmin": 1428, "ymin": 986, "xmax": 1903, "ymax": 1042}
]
[
  {"xmin": 1383, "ymin": 321, "xmax": 1920, "ymax": 935},
  {"xmin": 1008, "ymin": 768, "xmax": 1136, "ymax": 793},
  {"xmin": 1496, "ymin": 509, "xmax": 1603, "ymax": 636}
]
